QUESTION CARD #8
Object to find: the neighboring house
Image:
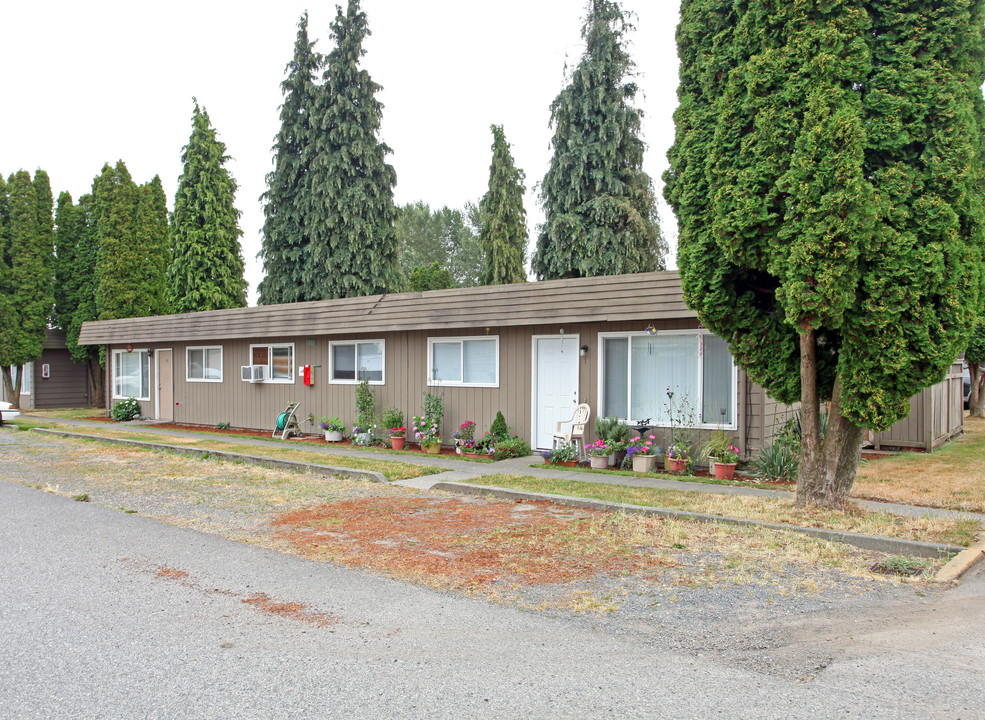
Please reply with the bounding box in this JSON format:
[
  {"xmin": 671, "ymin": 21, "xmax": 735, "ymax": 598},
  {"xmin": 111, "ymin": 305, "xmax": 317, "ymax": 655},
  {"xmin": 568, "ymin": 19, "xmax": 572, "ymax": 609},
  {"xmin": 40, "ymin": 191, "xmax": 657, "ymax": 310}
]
[
  {"xmin": 76, "ymin": 272, "xmax": 962, "ymax": 454},
  {"xmin": 1, "ymin": 329, "xmax": 92, "ymax": 411}
]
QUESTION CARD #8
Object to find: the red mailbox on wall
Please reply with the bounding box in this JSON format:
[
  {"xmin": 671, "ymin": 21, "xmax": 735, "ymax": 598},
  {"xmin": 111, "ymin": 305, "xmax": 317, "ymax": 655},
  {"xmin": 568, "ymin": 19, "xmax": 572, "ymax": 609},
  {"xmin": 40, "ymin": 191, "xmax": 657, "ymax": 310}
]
[{"xmin": 303, "ymin": 365, "xmax": 313, "ymax": 386}]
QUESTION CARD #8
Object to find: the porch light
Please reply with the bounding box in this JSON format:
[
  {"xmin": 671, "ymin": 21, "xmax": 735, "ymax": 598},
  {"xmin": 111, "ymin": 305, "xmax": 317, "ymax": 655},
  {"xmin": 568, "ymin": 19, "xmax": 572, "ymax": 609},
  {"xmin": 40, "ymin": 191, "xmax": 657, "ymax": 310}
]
[{"xmin": 580, "ymin": 345, "xmax": 589, "ymax": 357}]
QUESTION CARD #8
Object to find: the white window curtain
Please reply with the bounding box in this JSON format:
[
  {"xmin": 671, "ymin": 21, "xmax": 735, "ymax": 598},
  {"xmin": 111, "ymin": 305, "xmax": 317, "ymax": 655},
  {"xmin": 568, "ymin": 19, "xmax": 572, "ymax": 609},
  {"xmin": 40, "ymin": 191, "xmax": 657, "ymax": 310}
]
[
  {"xmin": 432, "ymin": 342, "xmax": 461, "ymax": 382},
  {"xmin": 115, "ymin": 350, "xmax": 149, "ymax": 399},
  {"xmin": 633, "ymin": 335, "xmax": 699, "ymax": 423},
  {"xmin": 702, "ymin": 334, "xmax": 734, "ymax": 424},
  {"xmin": 602, "ymin": 337, "xmax": 628, "ymax": 419},
  {"xmin": 463, "ymin": 339, "xmax": 495, "ymax": 384}
]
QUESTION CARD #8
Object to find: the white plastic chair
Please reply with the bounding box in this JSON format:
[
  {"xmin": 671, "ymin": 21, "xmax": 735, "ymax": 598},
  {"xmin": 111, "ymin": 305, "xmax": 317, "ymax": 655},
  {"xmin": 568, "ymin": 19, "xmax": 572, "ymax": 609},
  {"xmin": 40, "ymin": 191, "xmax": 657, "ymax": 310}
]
[{"xmin": 552, "ymin": 403, "xmax": 591, "ymax": 461}]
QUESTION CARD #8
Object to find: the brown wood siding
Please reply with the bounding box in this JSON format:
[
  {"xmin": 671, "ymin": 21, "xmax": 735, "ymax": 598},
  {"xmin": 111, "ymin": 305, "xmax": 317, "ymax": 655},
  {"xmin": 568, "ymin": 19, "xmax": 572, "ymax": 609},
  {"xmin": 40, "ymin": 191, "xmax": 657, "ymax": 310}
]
[
  {"xmin": 32, "ymin": 350, "xmax": 90, "ymax": 408},
  {"xmin": 125, "ymin": 317, "xmax": 746, "ymax": 450}
]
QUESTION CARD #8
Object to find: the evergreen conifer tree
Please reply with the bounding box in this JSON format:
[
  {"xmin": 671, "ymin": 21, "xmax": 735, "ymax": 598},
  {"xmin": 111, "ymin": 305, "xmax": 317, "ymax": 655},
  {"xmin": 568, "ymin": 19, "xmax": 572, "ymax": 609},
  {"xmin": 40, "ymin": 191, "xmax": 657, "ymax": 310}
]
[
  {"xmin": 259, "ymin": 13, "xmax": 323, "ymax": 305},
  {"xmin": 135, "ymin": 176, "xmax": 170, "ymax": 316},
  {"xmin": 168, "ymin": 102, "xmax": 247, "ymax": 313},
  {"xmin": 479, "ymin": 125, "xmax": 527, "ymax": 285},
  {"xmin": 532, "ymin": 0, "xmax": 666, "ymax": 280},
  {"xmin": 0, "ymin": 170, "xmax": 54, "ymax": 405},
  {"xmin": 54, "ymin": 191, "xmax": 102, "ymax": 400},
  {"xmin": 665, "ymin": 0, "xmax": 985, "ymax": 508},
  {"xmin": 303, "ymin": 1, "xmax": 401, "ymax": 299},
  {"xmin": 93, "ymin": 161, "xmax": 144, "ymax": 321}
]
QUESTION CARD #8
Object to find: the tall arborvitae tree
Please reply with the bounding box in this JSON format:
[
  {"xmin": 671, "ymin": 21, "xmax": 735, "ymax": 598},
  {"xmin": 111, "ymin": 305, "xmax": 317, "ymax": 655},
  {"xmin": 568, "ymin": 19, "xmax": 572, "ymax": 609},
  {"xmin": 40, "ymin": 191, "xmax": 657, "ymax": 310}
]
[
  {"xmin": 0, "ymin": 170, "xmax": 54, "ymax": 405},
  {"xmin": 303, "ymin": 0, "xmax": 402, "ymax": 299},
  {"xmin": 665, "ymin": 0, "xmax": 985, "ymax": 509},
  {"xmin": 479, "ymin": 125, "xmax": 527, "ymax": 285},
  {"xmin": 53, "ymin": 191, "xmax": 102, "ymax": 401},
  {"xmin": 135, "ymin": 176, "xmax": 170, "ymax": 316},
  {"xmin": 93, "ymin": 162, "xmax": 144, "ymax": 321},
  {"xmin": 168, "ymin": 102, "xmax": 247, "ymax": 313},
  {"xmin": 259, "ymin": 13, "xmax": 323, "ymax": 305},
  {"xmin": 533, "ymin": 0, "xmax": 666, "ymax": 280}
]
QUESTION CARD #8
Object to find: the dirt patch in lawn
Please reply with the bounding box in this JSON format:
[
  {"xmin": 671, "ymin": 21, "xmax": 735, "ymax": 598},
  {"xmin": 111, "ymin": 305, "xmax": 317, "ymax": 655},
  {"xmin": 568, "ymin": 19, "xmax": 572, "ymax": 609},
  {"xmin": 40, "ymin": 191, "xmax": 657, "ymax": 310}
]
[{"xmin": 272, "ymin": 496, "xmax": 673, "ymax": 590}]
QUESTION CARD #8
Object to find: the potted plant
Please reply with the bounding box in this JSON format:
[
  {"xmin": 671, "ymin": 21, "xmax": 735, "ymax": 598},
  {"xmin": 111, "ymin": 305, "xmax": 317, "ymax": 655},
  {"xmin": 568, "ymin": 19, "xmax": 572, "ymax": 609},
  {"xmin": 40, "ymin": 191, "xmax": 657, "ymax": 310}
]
[
  {"xmin": 381, "ymin": 407, "xmax": 405, "ymax": 450},
  {"xmin": 452, "ymin": 420, "xmax": 477, "ymax": 454},
  {"xmin": 389, "ymin": 425, "xmax": 407, "ymax": 450},
  {"xmin": 352, "ymin": 425, "xmax": 373, "ymax": 446},
  {"xmin": 665, "ymin": 444, "xmax": 688, "ymax": 472},
  {"xmin": 472, "ymin": 432, "xmax": 496, "ymax": 458},
  {"xmin": 413, "ymin": 392, "xmax": 443, "ymax": 453},
  {"xmin": 587, "ymin": 439, "xmax": 612, "ymax": 470},
  {"xmin": 711, "ymin": 444, "xmax": 741, "ymax": 479},
  {"xmin": 319, "ymin": 417, "xmax": 345, "ymax": 442},
  {"xmin": 543, "ymin": 441, "xmax": 579, "ymax": 467},
  {"xmin": 626, "ymin": 435, "xmax": 658, "ymax": 472},
  {"xmin": 595, "ymin": 416, "xmax": 631, "ymax": 466}
]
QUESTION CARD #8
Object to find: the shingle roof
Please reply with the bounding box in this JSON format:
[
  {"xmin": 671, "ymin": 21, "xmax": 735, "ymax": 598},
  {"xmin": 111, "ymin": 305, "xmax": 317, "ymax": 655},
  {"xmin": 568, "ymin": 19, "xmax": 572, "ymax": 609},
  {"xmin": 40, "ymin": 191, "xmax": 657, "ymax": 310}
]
[{"xmin": 78, "ymin": 271, "xmax": 693, "ymax": 345}]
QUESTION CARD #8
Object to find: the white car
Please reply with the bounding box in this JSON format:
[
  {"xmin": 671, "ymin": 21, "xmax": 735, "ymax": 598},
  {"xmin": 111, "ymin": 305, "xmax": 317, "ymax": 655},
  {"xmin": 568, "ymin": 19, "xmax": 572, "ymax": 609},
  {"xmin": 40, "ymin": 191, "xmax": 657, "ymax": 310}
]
[{"xmin": 0, "ymin": 401, "xmax": 20, "ymax": 419}]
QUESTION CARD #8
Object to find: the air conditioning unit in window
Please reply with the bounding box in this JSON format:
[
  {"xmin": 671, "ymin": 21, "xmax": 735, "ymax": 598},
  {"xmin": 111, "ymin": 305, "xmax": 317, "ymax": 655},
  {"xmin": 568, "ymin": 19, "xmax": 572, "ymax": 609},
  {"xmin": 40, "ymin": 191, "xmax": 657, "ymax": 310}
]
[{"xmin": 241, "ymin": 364, "xmax": 266, "ymax": 383}]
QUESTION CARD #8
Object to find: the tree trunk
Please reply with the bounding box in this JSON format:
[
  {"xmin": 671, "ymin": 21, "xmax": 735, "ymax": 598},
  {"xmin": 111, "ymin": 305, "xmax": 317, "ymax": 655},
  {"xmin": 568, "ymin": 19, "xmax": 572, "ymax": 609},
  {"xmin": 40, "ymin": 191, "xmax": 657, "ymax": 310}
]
[
  {"xmin": 970, "ymin": 364, "xmax": 985, "ymax": 418},
  {"xmin": 1, "ymin": 365, "xmax": 23, "ymax": 410},
  {"xmin": 86, "ymin": 355, "xmax": 105, "ymax": 408},
  {"xmin": 795, "ymin": 332, "xmax": 866, "ymax": 510}
]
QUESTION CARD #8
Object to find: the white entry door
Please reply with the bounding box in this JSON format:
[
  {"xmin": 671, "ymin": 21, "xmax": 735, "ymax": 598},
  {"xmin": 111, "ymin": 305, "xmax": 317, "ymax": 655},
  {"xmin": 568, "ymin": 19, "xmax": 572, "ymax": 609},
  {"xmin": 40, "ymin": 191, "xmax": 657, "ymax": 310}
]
[{"xmin": 533, "ymin": 335, "xmax": 579, "ymax": 449}]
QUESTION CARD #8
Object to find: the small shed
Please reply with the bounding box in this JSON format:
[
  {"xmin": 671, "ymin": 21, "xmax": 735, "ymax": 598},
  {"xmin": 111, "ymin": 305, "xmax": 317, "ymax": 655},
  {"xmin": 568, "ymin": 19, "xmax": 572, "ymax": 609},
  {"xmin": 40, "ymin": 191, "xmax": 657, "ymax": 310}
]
[{"xmin": 0, "ymin": 329, "xmax": 92, "ymax": 410}]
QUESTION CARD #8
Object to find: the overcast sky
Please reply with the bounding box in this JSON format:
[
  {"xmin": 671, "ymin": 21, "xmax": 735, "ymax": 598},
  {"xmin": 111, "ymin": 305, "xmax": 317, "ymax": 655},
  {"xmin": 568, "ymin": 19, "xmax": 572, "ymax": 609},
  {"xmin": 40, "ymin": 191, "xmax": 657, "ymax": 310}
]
[{"xmin": 1, "ymin": 0, "xmax": 682, "ymax": 305}]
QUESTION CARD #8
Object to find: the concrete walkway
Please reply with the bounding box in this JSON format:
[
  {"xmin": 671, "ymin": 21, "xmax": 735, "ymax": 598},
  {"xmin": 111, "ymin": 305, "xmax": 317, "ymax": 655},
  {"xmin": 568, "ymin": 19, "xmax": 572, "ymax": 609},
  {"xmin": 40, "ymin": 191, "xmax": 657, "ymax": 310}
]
[{"xmin": 21, "ymin": 414, "xmax": 985, "ymax": 525}]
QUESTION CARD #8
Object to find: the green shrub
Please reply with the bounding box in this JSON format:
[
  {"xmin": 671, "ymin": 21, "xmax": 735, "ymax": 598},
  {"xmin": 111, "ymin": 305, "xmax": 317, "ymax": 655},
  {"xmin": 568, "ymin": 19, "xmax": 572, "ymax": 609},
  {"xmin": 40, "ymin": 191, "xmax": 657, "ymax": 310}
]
[
  {"xmin": 490, "ymin": 410, "xmax": 509, "ymax": 440},
  {"xmin": 111, "ymin": 397, "xmax": 141, "ymax": 422},
  {"xmin": 493, "ymin": 436, "xmax": 531, "ymax": 460},
  {"xmin": 749, "ymin": 441, "xmax": 798, "ymax": 480},
  {"xmin": 380, "ymin": 406, "xmax": 404, "ymax": 434}
]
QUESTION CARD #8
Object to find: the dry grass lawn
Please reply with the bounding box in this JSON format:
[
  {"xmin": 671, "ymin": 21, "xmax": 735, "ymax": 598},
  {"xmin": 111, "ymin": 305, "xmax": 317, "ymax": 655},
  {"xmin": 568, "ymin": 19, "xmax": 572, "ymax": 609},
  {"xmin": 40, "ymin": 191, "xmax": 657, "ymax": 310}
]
[
  {"xmin": 21, "ymin": 425, "xmax": 441, "ymax": 482},
  {"xmin": 853, "ymin": 415, "xmax": 985, "ymax": 513},
  {"xmin": 460, "ymin": 475, "xmax": 979, "ymax": 547}
]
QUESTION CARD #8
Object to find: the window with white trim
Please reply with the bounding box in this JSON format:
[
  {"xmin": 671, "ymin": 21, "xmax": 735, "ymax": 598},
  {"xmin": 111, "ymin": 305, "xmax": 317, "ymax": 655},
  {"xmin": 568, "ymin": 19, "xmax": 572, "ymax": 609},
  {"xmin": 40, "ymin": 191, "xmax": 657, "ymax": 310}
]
[
  {"xmin": 113, "ymin": 349, "xmax": 151, "ymax": 400},
  {"xmin": 7, "ymin": 364, "xmax": 31, "ymax": 395},
  {"xmin": 329, "ymin": 340, "xmax": 385, "ymax": 384},
  {"xmin": 250, "ymin": 343, "xmax": 294, "ymax": 383},
  {"xmin": 599, "ymin": 331, "xmax": 736, "ymax": 428},
  {"xmin": 427, "ymin": 336, "xmax": 499, "ymax": 387},
  {"xmin": 187, "ymin": 346, "xmax": 223, "ymax": 382}
]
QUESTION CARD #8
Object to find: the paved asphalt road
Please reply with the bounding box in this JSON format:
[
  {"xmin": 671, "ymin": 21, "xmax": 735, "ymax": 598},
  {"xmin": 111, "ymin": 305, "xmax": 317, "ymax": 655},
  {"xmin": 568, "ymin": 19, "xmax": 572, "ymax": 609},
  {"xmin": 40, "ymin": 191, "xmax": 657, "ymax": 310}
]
[{"xmin": 1, "ymin": 479, "xmax": 982, "ymax": 719}]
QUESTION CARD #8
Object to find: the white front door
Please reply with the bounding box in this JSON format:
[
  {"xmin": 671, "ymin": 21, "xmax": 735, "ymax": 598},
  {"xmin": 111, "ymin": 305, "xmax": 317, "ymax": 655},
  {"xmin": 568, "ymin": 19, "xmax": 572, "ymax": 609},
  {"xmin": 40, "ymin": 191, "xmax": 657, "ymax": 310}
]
[{"xmin": 533, "ymin": 335, "xmax": 580, "ymax": 449}]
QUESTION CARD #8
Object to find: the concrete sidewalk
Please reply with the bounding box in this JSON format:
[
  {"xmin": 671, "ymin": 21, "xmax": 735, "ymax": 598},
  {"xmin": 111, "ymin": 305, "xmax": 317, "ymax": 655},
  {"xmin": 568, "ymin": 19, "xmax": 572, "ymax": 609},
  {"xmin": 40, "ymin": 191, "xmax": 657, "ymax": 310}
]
[{"xmin": 18, "ymin": 414, "xmax": 985, "ymax": 524}]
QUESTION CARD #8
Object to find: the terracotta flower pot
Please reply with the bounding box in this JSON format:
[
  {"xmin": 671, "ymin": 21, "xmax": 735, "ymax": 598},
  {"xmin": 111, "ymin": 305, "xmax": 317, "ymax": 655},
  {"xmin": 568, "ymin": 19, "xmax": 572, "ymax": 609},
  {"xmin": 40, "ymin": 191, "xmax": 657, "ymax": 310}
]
[
  {"xmin": 713, "ymin": 461, "xmax": 737, "ymax": 480},
  {"xmin": 390, "ymin": 435, "xmax": 406, "ymax": 450},
  {"xmin": 665, "ymin": 456, "xmax": 687, "ymax": 472},
  {"xmin": 632, "ymin": 454, "xmax": 657, "ymax": 473}
]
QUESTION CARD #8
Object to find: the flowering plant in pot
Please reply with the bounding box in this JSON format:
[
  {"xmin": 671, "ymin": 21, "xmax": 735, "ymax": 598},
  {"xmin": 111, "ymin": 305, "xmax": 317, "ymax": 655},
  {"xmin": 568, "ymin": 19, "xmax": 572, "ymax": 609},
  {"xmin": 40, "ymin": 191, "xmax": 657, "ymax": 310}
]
[
  {"xmin": 626, "ymin": 435, "xmax": 658, "ymax": 472},
  {"xmin": 711, "ymin": 444, "xmax": 741, "ymax": 479},
  {"xmin": 587, "ymin": 440, "xmax": 611, "ymax": 470},
  {"xmin": 665, "ymin": 444, "xmax": 688, "ymax": 472},
  {"xmin": 543, "ymin": 442, "xmax": 579, "ymax": 466},
  {"xmin": 319, "ymin": 417, "xmax": 345, "ymax": 442},
  {"xmin": 389, "ymin": 426, "xmax": 407, "ymax": 450}
]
